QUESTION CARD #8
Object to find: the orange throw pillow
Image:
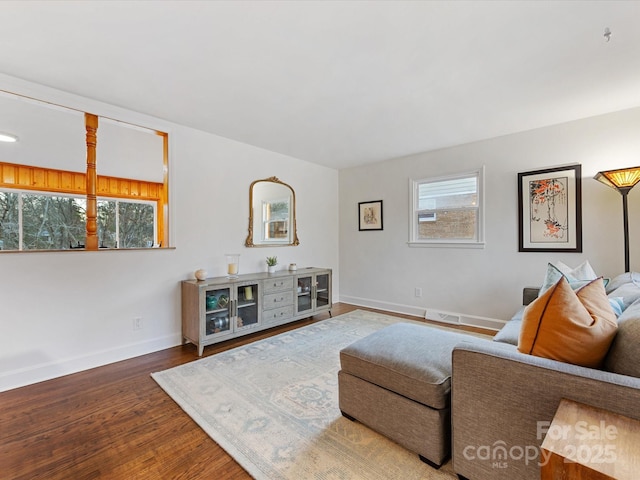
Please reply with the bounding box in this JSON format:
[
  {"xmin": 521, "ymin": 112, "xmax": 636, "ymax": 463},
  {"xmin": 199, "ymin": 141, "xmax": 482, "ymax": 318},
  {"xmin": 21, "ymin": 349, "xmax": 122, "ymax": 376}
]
[{"xmin": 518, "ymin": 276, "xmax": 617, "ymax": 368}]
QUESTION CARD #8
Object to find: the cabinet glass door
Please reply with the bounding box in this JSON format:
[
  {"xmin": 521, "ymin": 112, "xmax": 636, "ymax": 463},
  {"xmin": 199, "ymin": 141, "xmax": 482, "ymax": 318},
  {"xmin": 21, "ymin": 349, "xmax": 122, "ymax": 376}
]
[
  {"xmin": 235, "ymin": 282, "xmax": 259, "ymax": 330},
  {"xmin": 204, "ymin": 287, "xmax": 232, "ymax": 337},
  {"xmin": 316, "ymin": 273, "xmax": 330, "ymax": 309},
  {"xmin": 296, "ymin": 275, "xmax": 313, "ymax": 314}
]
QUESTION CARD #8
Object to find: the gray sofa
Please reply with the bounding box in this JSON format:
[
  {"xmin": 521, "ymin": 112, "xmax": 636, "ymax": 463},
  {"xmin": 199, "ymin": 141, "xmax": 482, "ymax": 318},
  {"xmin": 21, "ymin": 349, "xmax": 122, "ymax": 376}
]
[
  {"xmin": 338, "ymin": 273, "xmax": 640, "ymax": 478},
  {"xmin": 452, "ymin": 272, "xmax": 640, "ymax": 480}
]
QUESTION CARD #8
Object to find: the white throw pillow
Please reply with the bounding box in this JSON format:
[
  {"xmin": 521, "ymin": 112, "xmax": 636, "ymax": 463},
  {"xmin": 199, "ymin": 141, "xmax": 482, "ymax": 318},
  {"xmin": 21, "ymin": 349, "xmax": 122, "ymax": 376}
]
[
  {"xmin": 554, "ymin": 260, "xmax": 598, "ymax": 280},
  {"xmin": 539, "ymin": 260, "xmax": 599, "ymax": 297}
]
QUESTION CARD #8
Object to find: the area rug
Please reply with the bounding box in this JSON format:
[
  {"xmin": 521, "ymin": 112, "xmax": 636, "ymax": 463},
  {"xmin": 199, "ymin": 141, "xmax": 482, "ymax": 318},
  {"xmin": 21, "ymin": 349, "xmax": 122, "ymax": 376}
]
[{"xmin": 152, "ymin": 310, "xmax": 477, "ymax": 479}]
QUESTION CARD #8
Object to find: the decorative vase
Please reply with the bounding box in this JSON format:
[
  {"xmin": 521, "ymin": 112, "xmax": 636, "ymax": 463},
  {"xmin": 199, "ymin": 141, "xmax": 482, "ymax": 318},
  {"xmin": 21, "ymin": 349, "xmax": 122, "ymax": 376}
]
[
  {"xmin": 268, "ymin": 265, "xmax": 277, "ymax": 273},
  {"xmin": 225, "ymin": 254, "xmax": 240, "ymax": 279},
  {"xmin": 205, "ymin": 295, "xmax": 218, "ymax": 310},
  {"xmin": 288, "ymin": 263, "xmax": 297, "ymax": 271}
]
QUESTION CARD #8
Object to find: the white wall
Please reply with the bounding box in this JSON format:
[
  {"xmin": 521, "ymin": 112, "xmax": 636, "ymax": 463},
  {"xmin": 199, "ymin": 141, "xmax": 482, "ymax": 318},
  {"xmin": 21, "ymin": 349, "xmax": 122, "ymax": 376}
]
[
  {"xmin": 339, "ymin": 107, "xmax": 640, "ymax": 325},
  {"xmin": 0, "ymin": 75, "xmax": 339, "ymax": 391}
]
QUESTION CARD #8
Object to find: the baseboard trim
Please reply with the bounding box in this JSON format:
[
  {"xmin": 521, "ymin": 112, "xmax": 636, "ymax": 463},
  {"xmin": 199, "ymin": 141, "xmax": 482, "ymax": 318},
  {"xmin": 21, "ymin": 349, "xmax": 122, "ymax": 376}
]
[
  {"xmin": 0, "ymin": 333, "xmax": 182, "ymax": 392},
  {"xmin": 339, "ymin": 295, "xmax": 426, "ymax": 318},
  {"xmin": 339, "ymin": 295, "xmax": 505, "ymax": 331}
]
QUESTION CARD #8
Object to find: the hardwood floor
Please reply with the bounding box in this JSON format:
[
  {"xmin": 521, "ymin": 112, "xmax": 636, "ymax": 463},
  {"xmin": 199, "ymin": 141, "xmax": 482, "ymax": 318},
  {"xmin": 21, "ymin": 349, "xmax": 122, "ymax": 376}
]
[{"xmin": 0, "ymin": 304, "xmax": 493, "ymax": 479}]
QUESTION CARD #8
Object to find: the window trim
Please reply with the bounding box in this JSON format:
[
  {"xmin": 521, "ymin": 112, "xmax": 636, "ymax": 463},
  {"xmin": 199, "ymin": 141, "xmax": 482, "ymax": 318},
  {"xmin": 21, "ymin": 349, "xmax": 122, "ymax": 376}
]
[
  {"xmin": 98, "ymin": 197, "xmax": 158, "ymax": 249},
  {"xmin": 408, "ymin": 167, "xmax": 485, "ymax": 249}
]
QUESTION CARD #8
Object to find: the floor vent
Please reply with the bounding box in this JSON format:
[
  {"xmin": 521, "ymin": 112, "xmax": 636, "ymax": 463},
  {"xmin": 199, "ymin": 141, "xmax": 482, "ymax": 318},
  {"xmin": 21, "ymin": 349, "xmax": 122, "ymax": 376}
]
[
  {"xmin": 425, "ymin": 308, "xmax": 505, "ymax": 331},
  {"xmin": 424, "ymin": 309, "xmax": 461, "ymax": 324}
]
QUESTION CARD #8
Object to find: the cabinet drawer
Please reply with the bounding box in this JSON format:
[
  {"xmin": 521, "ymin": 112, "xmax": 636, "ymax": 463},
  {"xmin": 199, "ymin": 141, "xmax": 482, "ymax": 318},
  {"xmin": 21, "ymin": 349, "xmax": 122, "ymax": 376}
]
[
  {"xmin": 263, "ymin": 291, "xmax": 294, "ymax": 310},
  {"xmin": 263, "ymin": 277, "xmax": 294, "ymax": 294},
  {"xmin": 263, "ymin": 305, "xmax": 294, "ymax": 322}
]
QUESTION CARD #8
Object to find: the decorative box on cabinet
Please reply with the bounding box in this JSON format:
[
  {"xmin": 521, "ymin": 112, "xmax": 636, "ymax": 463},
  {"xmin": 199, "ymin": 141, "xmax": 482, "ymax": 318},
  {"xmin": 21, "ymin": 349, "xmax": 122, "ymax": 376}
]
[{"xmin": 182, "ymin": 268, "xmax": 331, "ymax": 355}]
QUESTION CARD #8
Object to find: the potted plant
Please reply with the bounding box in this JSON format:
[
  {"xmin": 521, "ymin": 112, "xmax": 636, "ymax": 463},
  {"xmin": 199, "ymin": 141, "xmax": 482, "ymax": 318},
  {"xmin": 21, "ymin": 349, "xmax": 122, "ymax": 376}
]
[{"xmin": 266, "ymin": 256, "xmax": 278, "ymax": 273}]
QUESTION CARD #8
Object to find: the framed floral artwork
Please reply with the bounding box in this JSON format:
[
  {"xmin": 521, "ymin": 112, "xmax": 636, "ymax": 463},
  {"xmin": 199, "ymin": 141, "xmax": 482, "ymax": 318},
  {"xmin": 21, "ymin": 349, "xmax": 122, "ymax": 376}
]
[
  {"xmin": 358, "ymin": 200, "xmax": 383, "ymax": 231},
  {"xmin": 518, "ymin": 165, "xmax": 582, "ymax": 252}
]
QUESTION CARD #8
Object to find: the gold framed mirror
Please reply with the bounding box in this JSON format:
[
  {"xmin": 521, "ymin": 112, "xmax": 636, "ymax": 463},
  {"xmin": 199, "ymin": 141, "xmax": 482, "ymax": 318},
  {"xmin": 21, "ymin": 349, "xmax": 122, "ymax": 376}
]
[{"xmin": 245, "ymin": 176, "xmax": 299, "ymax": 247}]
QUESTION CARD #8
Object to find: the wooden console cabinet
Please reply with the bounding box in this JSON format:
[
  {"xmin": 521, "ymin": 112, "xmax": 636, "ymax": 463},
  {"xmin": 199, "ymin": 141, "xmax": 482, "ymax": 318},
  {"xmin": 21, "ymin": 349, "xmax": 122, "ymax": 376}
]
[{"xmin": 182, "ymin": 267, "xmax": 332, "ymax": 355}]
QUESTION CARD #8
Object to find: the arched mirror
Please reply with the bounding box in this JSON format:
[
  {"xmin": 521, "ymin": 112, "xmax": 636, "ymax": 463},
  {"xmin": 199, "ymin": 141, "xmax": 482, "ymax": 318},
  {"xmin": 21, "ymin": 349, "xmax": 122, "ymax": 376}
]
[{"xmin": 245, "ymin": 177, "xmax": 299, "ymax": 247}]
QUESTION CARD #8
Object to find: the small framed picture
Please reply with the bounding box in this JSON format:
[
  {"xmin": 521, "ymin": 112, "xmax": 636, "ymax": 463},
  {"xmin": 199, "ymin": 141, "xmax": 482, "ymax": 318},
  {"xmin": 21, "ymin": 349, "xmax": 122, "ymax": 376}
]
[
  {"xmin": 358, "ymin": 200, "xmax": 383, "ymax": 231},
  {"xmin": 518, "ymin": 164, "xmax": 582, "ymax": 252}
]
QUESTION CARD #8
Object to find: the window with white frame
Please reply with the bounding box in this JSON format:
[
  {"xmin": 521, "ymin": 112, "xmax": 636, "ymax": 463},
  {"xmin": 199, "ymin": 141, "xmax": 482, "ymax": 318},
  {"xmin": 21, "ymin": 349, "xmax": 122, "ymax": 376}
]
[{"xmin": 409, "ymin": 168, "xmax": 485, "ymax": 247}]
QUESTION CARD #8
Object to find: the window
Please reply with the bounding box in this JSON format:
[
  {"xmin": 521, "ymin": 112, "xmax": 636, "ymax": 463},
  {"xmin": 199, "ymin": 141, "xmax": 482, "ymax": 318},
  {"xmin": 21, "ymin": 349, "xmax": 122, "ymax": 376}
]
[
  {"xmin": 0, "ymin": 190, "xmax": 156, "ymax": 251},
  {"xmin": 409, "ymin": 168, "xmax": 485, "ymax": 247},
  {"xmin": 101, "ymin": 200, "xmax": 156, "ymax": 249}
]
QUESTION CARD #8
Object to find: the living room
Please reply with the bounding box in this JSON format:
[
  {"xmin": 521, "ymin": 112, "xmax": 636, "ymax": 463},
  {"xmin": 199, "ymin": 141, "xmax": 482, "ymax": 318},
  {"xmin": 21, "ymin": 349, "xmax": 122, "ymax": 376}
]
[{"xmin": 1, "ymin": 1, "xmax": 640, "ymax": 479}]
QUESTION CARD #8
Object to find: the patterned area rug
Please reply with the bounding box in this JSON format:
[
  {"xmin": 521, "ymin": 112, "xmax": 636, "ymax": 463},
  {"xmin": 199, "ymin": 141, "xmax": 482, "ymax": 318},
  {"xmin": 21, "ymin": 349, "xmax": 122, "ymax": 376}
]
[{"xmin": 152, "ymin": 310, "xmax": 471, "ymax": 479}]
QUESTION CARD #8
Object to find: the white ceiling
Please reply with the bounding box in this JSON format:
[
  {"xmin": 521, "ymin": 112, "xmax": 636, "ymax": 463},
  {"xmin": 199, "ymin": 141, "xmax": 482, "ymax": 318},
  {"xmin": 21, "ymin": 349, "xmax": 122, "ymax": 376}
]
[{"xmin": 1, "ymin": 1, "xmax": 640, "ymax": 170}]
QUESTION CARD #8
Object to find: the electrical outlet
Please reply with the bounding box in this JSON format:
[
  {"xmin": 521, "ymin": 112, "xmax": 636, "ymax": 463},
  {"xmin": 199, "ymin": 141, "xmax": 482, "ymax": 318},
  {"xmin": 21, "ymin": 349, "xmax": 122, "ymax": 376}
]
[
  {"xmin": 414, "ymin": 287, "xmax": 422, "ymax": 298},
  {"xmin": 133, "ymin": 317, "xmax": 143, "ymax": 330}
]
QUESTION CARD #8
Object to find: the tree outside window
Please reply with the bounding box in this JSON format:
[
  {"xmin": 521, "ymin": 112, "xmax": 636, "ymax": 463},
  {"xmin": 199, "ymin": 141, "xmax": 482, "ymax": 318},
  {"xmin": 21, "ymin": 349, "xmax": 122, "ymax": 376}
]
[{"xmin": 0, "ymin": 190, "xmax": 155, "ymax": 251}]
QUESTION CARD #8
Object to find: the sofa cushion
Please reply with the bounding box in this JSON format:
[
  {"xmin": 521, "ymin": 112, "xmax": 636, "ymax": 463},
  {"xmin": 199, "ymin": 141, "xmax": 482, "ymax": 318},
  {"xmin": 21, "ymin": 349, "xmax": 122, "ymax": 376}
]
[
  {"xmin": 493, "ymin": 320, "xmax": 521, "ymax": 346},
  {"xmin": 605, "ymin": 271, "xmax": 640, "ymax": 294},
  {"xmin": 339, "ymin": 323, "xmax": 485, "ymax": 410},
  {"xmin": 605, "ymin": 273, "xmax": 640, "ymax": 311},
  {"xmin": 518, "ymin": 277, "xmax": 618, "ymax": 368},
  {"xmin": 609, "ymin": 297, "xmax": 625, "ymax": 317},
  {"xmin": 604, "ymin": 299, "xmax": 640, "ymax": 378},
  {"xmin": 493, "ymin": 307, "xmax": 523, "ymax": 346}
]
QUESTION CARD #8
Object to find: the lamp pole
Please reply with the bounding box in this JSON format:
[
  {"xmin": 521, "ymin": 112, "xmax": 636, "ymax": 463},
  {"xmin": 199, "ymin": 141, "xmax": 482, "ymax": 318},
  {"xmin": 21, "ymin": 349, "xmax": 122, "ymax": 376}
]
[{"xmin": 621, "ymin": 187, "xmax": 631, "ymax": 273}]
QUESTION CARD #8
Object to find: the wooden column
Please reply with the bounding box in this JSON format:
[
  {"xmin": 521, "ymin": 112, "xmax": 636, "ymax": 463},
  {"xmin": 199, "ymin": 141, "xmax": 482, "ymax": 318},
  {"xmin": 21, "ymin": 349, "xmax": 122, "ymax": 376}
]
[
  {"xmin": 159, "ymin": 131, "xmax": 169, "ymax": 248},
  {"xmin": 85, "ymin": 113, "xmax": 98, "ymax": 250}
]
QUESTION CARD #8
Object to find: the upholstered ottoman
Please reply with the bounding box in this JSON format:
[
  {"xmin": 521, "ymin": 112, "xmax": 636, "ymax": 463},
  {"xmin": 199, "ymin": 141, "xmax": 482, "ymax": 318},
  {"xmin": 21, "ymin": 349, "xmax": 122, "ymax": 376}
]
[{"xmin": 338, "ymin": 322, "xmax": 484, "ymax": 467}]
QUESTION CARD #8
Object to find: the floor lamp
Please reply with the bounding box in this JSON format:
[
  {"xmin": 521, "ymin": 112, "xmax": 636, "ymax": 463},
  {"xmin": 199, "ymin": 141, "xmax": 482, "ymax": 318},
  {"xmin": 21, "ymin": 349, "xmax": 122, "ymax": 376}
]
[{"xmin": 594, "ymin": 166, "xmax": 640, "ymax": 273}]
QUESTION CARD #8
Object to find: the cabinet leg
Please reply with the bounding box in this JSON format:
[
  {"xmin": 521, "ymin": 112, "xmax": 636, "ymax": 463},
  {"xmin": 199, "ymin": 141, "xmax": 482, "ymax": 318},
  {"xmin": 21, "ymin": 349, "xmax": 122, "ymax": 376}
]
[
  {"xmin": 198, "ymin": 345, "xmax": 204, "ymax": 356},
  {"xmin": 329, "ymin": 310, "xmax": 332, "ymax": 318}
]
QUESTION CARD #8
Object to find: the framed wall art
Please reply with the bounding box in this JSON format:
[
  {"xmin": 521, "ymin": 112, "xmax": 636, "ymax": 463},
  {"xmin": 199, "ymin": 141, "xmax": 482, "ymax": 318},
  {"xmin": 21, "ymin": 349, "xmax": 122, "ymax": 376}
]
[
  {"xmin": 518, "ymin": 164, "xmax": 582, "ymax": 252},
  {"xmin": 358, "ymin": 200, "xmax": 383, "ymax": 231}
]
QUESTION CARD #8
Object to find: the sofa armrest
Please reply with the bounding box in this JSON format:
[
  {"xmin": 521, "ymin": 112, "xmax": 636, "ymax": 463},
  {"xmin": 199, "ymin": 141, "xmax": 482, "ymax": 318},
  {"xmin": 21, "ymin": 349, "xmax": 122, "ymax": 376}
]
[{"xmin": 451, "ymin": 342, "xmax": 640, "ymax": 480}]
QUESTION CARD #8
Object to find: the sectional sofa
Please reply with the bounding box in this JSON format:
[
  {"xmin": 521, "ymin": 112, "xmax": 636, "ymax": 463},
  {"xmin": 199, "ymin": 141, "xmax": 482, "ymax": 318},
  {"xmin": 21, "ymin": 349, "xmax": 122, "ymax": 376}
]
[
  {"xmin": 339, "ymin": 271, "xmax": 640, "ymax": 480},
  {"xmin": 453, "ymin": 272, "xmax": 640, "ymax": 479}
]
